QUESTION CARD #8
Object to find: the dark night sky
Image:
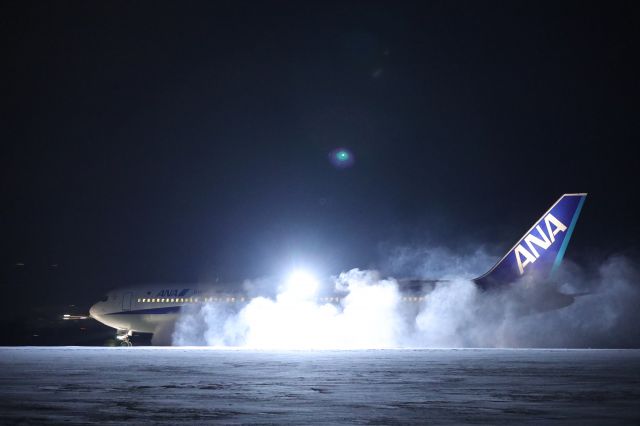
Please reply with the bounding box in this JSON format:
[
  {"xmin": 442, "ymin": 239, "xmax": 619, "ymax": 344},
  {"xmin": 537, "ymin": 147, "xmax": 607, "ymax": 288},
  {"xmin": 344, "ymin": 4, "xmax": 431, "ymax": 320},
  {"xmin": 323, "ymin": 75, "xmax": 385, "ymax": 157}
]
[{"xmin": 1, "ymin": 1, "xmax": 638, "ymax": 317}]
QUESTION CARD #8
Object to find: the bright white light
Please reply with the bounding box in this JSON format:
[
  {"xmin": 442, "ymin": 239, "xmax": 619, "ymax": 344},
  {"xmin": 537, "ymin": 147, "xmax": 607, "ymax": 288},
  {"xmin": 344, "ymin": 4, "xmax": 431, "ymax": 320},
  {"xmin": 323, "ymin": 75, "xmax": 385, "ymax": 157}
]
[
  {"xmin": 172, "ymin": 268, "xmax": 407, "ymax": 349},
  {"xmin": 281, "ymin": 269, "xmax": 319, "ymax": 302},
  {"xmin": 62, "ymin": 314, "xmax": 88, "ymax": 320}
]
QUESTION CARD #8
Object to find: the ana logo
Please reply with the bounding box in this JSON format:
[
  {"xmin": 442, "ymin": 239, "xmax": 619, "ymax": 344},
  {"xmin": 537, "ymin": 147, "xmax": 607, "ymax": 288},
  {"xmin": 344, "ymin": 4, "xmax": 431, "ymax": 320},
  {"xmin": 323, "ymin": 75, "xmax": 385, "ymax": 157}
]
[
  {"xmin": 514, "ymin": 213, "xmax": 567, "ymax": 275},
  {"xmin": 156, "ymin": 289, "xmax": 190, "ymax": 297}
]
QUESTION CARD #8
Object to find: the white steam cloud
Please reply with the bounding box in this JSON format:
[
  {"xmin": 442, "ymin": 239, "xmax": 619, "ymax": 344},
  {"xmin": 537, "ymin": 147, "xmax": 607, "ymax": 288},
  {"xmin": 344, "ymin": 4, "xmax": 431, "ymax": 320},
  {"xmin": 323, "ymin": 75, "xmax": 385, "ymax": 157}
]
[{"xmin": 172, "ymin": 248, "xmax": 640, "ymax": 348}]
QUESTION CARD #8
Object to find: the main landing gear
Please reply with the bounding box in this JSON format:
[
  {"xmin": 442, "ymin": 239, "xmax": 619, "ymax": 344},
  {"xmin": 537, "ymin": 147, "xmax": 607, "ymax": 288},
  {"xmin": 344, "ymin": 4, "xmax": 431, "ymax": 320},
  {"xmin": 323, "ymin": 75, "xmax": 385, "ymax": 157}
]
[{"xmin": 116, "ymin": 329, "xmax": 133, "ymax": 346}]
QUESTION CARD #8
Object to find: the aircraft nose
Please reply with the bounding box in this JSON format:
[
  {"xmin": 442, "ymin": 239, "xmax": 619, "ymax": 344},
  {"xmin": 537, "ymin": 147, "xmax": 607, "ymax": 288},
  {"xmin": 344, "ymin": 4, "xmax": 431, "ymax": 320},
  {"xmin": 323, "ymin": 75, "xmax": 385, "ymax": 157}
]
[{"xmin": 89, "ymin": 303, "xmax": 101, "ymax": 320}]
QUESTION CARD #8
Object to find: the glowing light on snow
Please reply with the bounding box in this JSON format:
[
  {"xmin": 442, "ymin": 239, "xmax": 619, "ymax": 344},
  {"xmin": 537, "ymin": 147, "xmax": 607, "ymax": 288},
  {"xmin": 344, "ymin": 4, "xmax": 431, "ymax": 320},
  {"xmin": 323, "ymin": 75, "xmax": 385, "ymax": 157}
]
[
  {"xmin": 169, "ymin": 250, "xmax": 640, "ymax": 349},
  {"xmin": 173, "ymin": 269, "xmax": 406, "ymax": 349}
]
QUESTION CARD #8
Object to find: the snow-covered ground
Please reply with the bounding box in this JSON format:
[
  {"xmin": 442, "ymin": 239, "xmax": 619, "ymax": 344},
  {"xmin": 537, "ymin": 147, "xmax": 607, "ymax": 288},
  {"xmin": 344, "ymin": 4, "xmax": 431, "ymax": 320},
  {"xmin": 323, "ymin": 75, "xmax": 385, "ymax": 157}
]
[{"xmin": 1, "ymin": 347, "xmax": 639, "ymax": 424}]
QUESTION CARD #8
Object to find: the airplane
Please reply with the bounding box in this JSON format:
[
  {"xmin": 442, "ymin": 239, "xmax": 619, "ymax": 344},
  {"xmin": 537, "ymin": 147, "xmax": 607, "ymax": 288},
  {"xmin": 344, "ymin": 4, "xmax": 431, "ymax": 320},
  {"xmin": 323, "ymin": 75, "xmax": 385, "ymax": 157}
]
[{"xmin": 88, "ymin": 193, "xmax": 587, "ymax": 345}]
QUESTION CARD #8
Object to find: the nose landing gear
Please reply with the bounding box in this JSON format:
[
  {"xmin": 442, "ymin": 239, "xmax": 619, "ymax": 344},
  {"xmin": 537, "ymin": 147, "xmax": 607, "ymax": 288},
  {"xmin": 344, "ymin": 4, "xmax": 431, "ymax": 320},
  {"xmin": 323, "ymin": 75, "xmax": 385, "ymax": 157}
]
[{"xmin": 116, "ymin": 329, "xmax": 133, "ymax": 346}]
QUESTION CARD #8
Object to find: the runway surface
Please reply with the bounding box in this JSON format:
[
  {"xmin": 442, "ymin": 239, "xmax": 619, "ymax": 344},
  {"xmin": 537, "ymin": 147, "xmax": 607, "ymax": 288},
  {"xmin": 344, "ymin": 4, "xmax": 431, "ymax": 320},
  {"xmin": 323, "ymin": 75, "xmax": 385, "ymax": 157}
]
[{"xmin": 1, "ymin": 347, "xmax": 639, "ymax": 425}]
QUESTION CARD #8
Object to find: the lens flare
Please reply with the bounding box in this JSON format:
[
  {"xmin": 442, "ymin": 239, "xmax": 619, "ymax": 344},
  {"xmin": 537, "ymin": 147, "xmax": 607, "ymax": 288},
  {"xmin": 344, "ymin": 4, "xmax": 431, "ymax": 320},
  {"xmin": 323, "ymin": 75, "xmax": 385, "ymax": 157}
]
[{"xmin": 329, "ymin": 148, "xmax": 355, "ymax": 168}]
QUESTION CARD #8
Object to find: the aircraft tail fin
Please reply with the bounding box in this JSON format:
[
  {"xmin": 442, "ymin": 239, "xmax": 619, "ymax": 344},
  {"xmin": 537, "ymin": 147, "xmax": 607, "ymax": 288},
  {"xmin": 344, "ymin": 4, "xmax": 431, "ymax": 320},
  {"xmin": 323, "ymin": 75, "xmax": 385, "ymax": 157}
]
[{"xmin": 474, "ymin": 193, "xmax": 587, "ymax": 289}]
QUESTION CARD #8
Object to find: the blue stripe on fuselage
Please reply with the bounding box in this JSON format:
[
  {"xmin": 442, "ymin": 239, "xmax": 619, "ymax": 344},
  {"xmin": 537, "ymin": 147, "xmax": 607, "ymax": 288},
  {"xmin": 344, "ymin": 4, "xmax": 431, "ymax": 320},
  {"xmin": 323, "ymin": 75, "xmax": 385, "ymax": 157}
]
[{"xmin": 106, "ymin": 306, "xmax": 182, "ymax": 315}]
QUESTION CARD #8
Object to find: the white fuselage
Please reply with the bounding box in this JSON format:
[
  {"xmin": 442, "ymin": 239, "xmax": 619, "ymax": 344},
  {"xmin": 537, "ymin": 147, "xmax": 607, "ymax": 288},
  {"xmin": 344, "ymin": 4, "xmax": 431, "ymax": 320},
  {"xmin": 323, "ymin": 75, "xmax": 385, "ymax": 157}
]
[{"xmin": 89, "ymin": 286, "xmax": 248, "ymax": 334}]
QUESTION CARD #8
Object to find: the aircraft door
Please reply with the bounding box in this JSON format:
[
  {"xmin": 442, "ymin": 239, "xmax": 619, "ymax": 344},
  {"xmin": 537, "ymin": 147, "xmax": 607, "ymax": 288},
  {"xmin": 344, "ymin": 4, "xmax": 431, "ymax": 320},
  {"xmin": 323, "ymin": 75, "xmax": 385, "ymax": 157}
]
[{"xmin": 122, "ymin": 292, "xmax": 133, "ymax": 311}]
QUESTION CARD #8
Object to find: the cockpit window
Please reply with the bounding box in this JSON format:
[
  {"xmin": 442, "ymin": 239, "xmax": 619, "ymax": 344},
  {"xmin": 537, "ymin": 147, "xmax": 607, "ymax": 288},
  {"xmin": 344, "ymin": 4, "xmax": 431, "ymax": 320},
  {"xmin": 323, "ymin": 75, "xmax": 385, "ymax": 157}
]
[{"xmin": 99, "ymin": 294, "xmax": 108, "ymax": 302}]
